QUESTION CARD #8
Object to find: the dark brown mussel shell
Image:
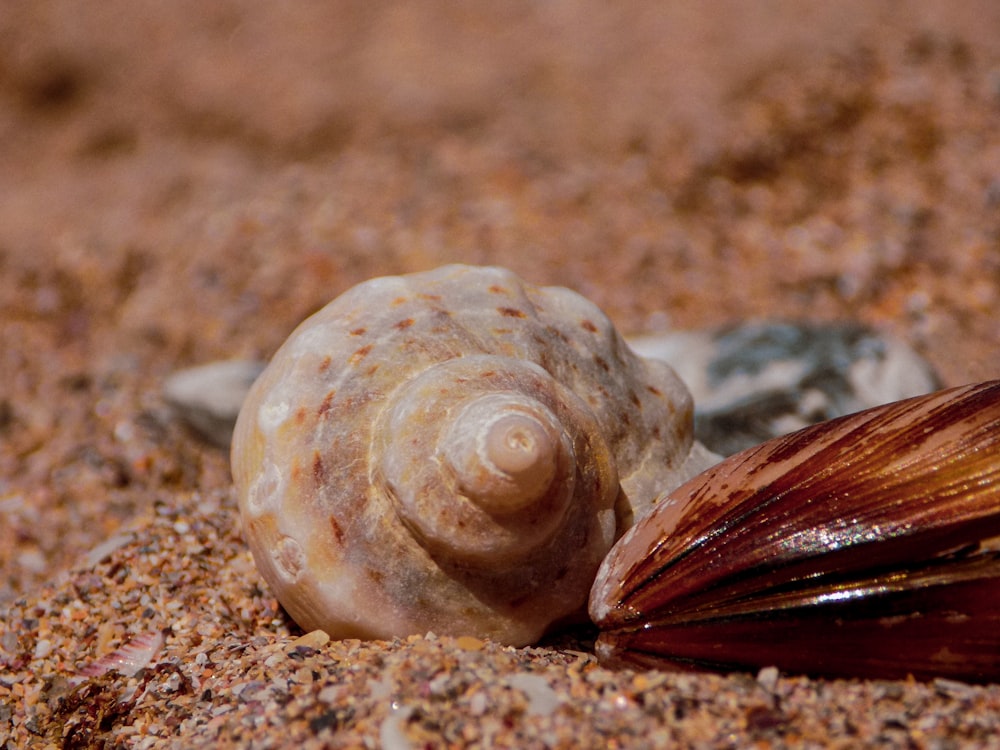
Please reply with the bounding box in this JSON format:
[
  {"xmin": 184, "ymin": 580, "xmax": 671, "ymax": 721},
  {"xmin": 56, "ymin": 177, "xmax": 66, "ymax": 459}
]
[{"xmin": 590, "ymin": 380, "xmax": 1000, "ymax": 683}]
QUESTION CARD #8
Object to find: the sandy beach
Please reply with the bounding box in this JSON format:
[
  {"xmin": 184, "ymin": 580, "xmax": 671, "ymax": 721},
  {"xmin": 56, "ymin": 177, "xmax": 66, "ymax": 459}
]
[{"xmin": 3, "ymin": 2, "xmax": 1000, "ymax": 746}]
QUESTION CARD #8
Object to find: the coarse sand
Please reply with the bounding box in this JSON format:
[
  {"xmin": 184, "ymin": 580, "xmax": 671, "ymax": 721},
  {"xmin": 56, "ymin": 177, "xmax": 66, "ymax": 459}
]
[{"xmin": 3, "ymin": 2, "xmax": 1000, "ymax": 746}]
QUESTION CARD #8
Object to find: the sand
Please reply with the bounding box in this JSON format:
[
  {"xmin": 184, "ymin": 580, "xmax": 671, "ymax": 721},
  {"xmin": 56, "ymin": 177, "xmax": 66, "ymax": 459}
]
[{"xmin": 3, "ymin": 2, "xmax": 1000, "ymax": 746}]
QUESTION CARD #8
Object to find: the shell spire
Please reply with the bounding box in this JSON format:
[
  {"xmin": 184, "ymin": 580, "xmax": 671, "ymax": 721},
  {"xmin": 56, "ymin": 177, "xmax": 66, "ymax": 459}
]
[{"xmin": 443, "ymin": 394, "xmax": 562, "ymax": 514}]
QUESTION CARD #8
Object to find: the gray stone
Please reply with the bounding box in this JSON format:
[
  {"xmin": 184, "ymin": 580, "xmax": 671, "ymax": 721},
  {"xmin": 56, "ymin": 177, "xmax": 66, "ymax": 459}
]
[
  {"xmin": 163, "ymin": 360, "xmax": 265, "ymax": 447},
  {"xmin": 628, "ymin": 322, "xmax": 941, "ymax": 456}
]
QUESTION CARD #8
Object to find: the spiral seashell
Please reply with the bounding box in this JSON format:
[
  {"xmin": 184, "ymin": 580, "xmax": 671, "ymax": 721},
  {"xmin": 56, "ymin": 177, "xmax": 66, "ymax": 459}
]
[
  {"xmin": 590, "ymin": 380, "xmax": 1000, "ymax": 682},
  {"xmin": 232, "ymin": 264, "xmax": 715, "ymax": 645}
]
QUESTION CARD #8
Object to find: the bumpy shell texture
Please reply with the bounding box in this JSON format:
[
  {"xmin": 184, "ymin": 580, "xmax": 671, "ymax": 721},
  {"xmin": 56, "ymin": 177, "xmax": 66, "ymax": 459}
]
[
  {"xmin": 232, "ymin": 265, "xmax": 711, "ymax": 646},
  {"xmin": 591, "ymin": 380, "xmax": 1000, "ymax": 682}
]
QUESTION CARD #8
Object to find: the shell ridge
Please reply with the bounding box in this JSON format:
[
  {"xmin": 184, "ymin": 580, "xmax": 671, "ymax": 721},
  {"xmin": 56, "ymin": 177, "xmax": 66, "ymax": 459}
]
[
  {"xmin": 613, "ymin": 425, "xmax": 842, "ymax": 611},
  {"xmin": 598, "ymin": 380, "xmax": 1000, "ymax": 623},
  {"xmin": 599, "ymin": 551, "xmax": 1000, "ymax": 680},
  {"xmin": 593, "ymin": 380, "xmax": 1000, "ymax": 682}
]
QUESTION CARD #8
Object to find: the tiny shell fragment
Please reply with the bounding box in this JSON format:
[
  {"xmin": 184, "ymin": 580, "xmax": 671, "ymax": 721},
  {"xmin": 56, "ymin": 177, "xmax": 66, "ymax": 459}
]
[
  {"xmin": 291, "ymin": 629, "xmax": 331, "ymax": 650},
  {"xmin": 77, "ymin": 630, "xmax": 166, "ymax": 680}
]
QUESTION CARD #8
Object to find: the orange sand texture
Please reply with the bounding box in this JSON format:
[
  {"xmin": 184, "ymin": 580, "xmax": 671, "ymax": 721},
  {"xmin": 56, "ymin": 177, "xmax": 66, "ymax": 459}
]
[{"xmin": 2, "ymin": 2, "xmax": 1000, "ymax": 746}]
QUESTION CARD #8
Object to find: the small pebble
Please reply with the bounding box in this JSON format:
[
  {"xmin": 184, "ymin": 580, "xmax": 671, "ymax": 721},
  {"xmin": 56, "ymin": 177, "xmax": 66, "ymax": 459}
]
[
  {"xmin": 456, "ymin": 635, "xmax": 485, "ymax": 652},
  {"xmin": 507, "ymin": 673, "xmax": 561, "ymax": 717},
  {"xmin": 291, "ymin": 629, "xmax": 330, "ymax": 650},
  {"xmin": 756, "ymin": 665, "xmax": 780, "ymax": 695},
  {"xmin": 380, "ymin": 704, "xmax": 415, "ymax": 750},
  {"xmin": 163, "ymin": 360, "xmax": 265, "ymax": 447}
]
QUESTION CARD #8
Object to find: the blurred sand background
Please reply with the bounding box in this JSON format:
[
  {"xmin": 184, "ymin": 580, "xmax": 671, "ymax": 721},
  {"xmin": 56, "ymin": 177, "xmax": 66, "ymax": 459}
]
[{"xmin": 2, "ymin": 2, "xmax": 1000, "ymax": 746}]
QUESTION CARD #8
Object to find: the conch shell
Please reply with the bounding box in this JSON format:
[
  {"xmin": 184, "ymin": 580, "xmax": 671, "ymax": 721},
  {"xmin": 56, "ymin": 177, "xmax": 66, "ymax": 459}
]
[
  {"xmin": 232, "ymin": 265, "xmax": 715, "ymax": 646},
  {"xmin": 591, "ymin": 380, "xmax": 1000, "ymax": 683}
]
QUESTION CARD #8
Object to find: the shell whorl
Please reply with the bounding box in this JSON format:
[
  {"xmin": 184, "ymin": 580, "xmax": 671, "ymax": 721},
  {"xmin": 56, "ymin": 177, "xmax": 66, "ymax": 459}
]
[
  {"xmin": 232, "ymin": 264, "xmax": 708, "ymax": 645},
  {"xmin": 449, "ymin": 400, "xmax": 560, "ymax": 510},
  {"xmin": 376, "ymin": 356, "xmax": 609, "ymax": 565}
]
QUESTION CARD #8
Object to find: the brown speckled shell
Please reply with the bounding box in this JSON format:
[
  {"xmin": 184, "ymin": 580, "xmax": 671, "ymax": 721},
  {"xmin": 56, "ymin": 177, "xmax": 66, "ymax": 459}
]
[{"xmin": 232, "ymin": 264, "xmax": 710, "ymax": 645}]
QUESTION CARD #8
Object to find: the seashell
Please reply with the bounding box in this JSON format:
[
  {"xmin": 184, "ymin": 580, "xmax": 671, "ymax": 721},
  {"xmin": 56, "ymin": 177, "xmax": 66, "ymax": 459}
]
[
  {"xmin": 590, "ymin": 380, "xmax": 1000, "ymax": 683},
  {"xmin": 231, "ymin": 264, "xmax": 716, "ymax": 646}
]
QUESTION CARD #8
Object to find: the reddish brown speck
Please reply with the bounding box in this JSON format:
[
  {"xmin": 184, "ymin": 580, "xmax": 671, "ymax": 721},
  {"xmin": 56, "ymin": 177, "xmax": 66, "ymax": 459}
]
[
  {"xmin": 294, "ymin": 406, "xmax": 308, "ymax": 425},
  {"xmin": 497, "ymin": 307, "xmax": 526, "ymax": 318},
  {"xmin": 391, "ymin": 296, "xmax": 408, "ymax": 307},
  {"xmin": 367, "ymin": 364, "xmax": 380, "ymax": 376},
  {"xmin": 350, "ymin": 327, "xmax": 367, "ymax": 337},
  {"xmin": 647, "ymin": 385, "xmax": 663, "ymax": 397},
  {"xmin": 350, "ymin": 343, "xmax": 374, "ymax": 364},
  {"xmin": 418, "ymin": 293, "xmax": 443, "ymax": 301},
  {"xmin": 488, "ymin": 285, "xmax": 509, "ymax": 295},
  {"xmin": 630, "ymin": 391, "xmax": 642, "ymax": 408},
  {"xmin": 394, "ymin": 317, "xmax": 415, "ymax": 330},
  {"xmin": 594, "ymin": 356, "xmax": 610, "ymax": 372},
  {"xmin": 318, "ymin": 355, "xmax": 332, "ymax": 373},
  {"xmin": 318, "ymin": 391, "xmax": 336, "ymax": 417},
  {"xmin": 329, "ymin": 516, "xmax": 344, "ymax": 545},
  {"xmin": 312, "ymin": 451, "xmax": 327, "ymax": 484},
  {"xmin": 581, "ymin": 319, "xmax": 598, "ymax": 333},
  {"xmin": 544, "ymin": 326, "xmax": 570, "ymax": 344}
]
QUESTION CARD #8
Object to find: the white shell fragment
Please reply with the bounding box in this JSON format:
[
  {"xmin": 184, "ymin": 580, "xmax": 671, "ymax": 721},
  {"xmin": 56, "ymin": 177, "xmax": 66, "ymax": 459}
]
[
  {"xmin": 77, "ymin": 630, "xmax": 165, "ymax": 681},
  {"xmin": 232, "ymin": 265, "xmax": 715, "ymax": 646},
  {"xmin": 83, "ymin": 532, "xmax": 136, "ymax": 568}
]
